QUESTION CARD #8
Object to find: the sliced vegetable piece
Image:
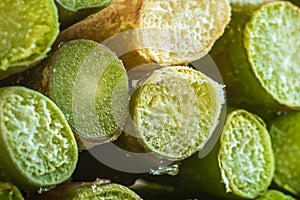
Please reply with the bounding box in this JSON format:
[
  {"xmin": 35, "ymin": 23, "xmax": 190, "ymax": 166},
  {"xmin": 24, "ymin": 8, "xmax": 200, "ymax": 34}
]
[
  {"xmin": 0, "ymin": 182, "xmax": 24, "ymax": 200},
  {"xmin": 27, "ymin": 180, "xmax": 142, "ymax": 200},
  {"xmin": 0, "ymin": 86, "xmax": 78, "ymax": 190},
  {"xmin": 211, "ymin": 1, "xmax": 300, "ymax": 115},
  {"xmin": 130, "ymin": 66, "xmax": 225, "ymax": 161},
  {"xmin": 58, "ymin": 0, "xmax": 231, "ymax": 66},
  {"xmin": 0, "ymin": 0, "xmax": 59, "ymax": 79},
  {"xmin": 269, "ymin": 111, "xmax": 300, "ymax": 195}
]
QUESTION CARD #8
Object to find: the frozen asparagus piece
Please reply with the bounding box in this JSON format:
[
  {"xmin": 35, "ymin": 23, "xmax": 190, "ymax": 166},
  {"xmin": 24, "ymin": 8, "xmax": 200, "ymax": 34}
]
[
  {"xmin": 256, "ymin": 190, "xmax": 296, "ymax": 200},
  {"xmin": 27, "ymin": 180, "xmax": 142, "ymax": 200},
  {"xmin": 157, "ymin": 109, "xmax": 274, "ymax": 199},
  {"xmin": 211, "ymin": 1, "xmax": 300, "ymax": 115},
  {"xmin": 0, "ymin": 0, "xmax": 59, "ymax": 79},
  {"xmin": 58, "ymin": 0, "xmax": 231, "ymax": 66},
  {"xmin": 23, "ymin": 40, "xmax": 129, "ymax": 149},
  {"xmin": 0, "ymin": 182, "xmax": 24, "ymax": 200},
  {"xmin": 55, "ymin": 0, "xmax": 113, "ymax": 29},
  {"xmin": 0, "ymin": 86, "xmax": 78, "ymax": 190},
  {"xmin": 129, "ymin": 66, "xmax": 225, "ymax": 161},
  {"xmin": 269, "ymin": 111, "xmax": 300, "ymax": 196}
]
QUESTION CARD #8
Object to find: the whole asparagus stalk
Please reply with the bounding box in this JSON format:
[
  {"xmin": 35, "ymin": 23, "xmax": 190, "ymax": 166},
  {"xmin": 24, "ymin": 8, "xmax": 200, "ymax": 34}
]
[
  {"xmin": 57, "ymin": 0, "xmax": 231, "ymax": 67},
  {"xmin": 269, "ymin": 111, "xmax": 300, "ymax": 196},
  {"xmin": 145, "ymin": 109, "xmax": 274, "ymax": 199},
  {"xmin": 27, "ymin": 180, "xmax": 142, "ymax": 200},
  {"xmin": 55, "ymin": 0, "xmax": 113, "ymax": 29},
  {"xmin": 0, "ymin": 86, "xmax": 78, "ymax": 191},
  {"xmin": 0, "ymin": 182, "xmax": 24, "ymax": 200},
  {"xmin": 0, "ymin": 0, "xmax": 59, "ymax": 79},
  {"xmin": 211, "ymin": 1, "xmax": 300, "ymax": 117}
]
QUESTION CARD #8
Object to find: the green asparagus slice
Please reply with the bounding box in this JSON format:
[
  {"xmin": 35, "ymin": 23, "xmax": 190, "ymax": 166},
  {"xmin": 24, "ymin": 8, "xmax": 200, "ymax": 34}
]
[
  {"xmin": 211, "ymin": 1, "xmax": 300, "ymax": 115},
  {"xmin": 55, "ymin": 0, "xmax": 113, "ymax": 29},
  {"xmin": 0, "ymin": 0, "xmax": 59, "ymax": 79},
  {"xmin": 256, "ymin": 190, "xmax": 296, "ymax": 200},
  {"xmin": 36, "ymin": 40, "xmax": 128, "ymax": 149},
  {"xmin": 0, "ymin": 86, "xmax": 78, "ymax": 190},
  {"xmin": 168, "ymin": 109, "xmax": 274, "ymax": 199},
  {"xmin": 130, "ymin": 66, "xmax": 225, "ymax": 161},
  {"xmin": 269, "ymin": 111, "xmax": 300, "ymax": 196},
  {"xmin": 27, "ymin": 180, "xmax": 142, "ymax": 200},
  {"xmin": 0, "ymin": 182, "xmax": 24, "ymax": 200}
]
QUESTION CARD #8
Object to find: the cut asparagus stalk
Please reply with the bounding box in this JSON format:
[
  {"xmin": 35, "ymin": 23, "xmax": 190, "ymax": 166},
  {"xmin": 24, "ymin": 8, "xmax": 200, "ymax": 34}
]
[
  {"xmin": 211, "ymin": 1, "xmax": 300, "ymax": 115},
  {"xmin": 256, "ymin": 190, "xmax": 296, "ymax": 200},
  {"xmin": 57, "ymin": 0, "xmax": 231, "ymax": 66},
  {"xmin": 27, "ymin": 180, "xmax": 142, "ymax": 200},
  {"xmin": 152, "ymin": 109, "xmax": 274, "ymax": 199},
  {"xmin": 269, "ymin": 111, "xmax": 300, "ymax": 196},
  {"xmin": 0, "ymin": 182, "xmax": 24, "ymax": 200},
  {"xmin": 0, "ymin": 86, "xmax": 78, "ymax": 191},
  {"xmin": 20, "ymin": 40, "xmax": 129, "ymax": 150},
  {"xmin": 0, "ymin": 0, "xmax": 59, "ymax": 79},
  {"xmin": 55, "ymin": 0, "xmax": 113, "ymax": 29},
  {"xmin": 128, "ymin": 66, "xmax": 225, "ymax": 161}
]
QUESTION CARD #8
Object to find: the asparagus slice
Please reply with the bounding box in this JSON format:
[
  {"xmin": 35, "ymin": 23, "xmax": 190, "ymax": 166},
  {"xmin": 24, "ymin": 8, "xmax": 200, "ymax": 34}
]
[
  {"xmin": 211, "ymin": 1, "xmax": 300, "ymax": 115},
  {"xmin": 0, "ymin": 0, "xmax": 59, "ymax": 79},
  {"xmin": 58, "ymin": 0, "xmax": 231, "ymax": 66},
  {"xmin": 0, "ymin": 182, "xmax": 24, "ymax": 200},
  {"xmin": 27, "ymin": 180, "xmax": 142, "ymax": 200},
  {"xmin": 21, "ymin": 40, "xmax": 129, "ymax": 149},
  {"xmin": 55, "ymin": 0, "xmax": 113, "ymax": 29},
  {"xmin": 128, "ymin": 66, "xmax": 225, "ymax": 161},
  {"xmin": 256, "ymin": 190, "xmax": 296, "ymax": 200},
  {"xmin": 269, "ymin": 111, "xmax": 300, "ymax": 196},
  {"xmin": 157, "ymin": 109, "xmax": 274, "ymax": 199},
  {"xmin": 0, "ymin": 86, "xmax": 78, "ymax": 190}
]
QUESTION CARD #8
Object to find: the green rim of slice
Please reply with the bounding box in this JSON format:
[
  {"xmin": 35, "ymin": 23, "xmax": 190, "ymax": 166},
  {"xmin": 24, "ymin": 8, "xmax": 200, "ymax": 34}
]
[
  {"xmin": 256, "ymin": 190, "xmax": 296, "ymax": 200},
  {"xmin": 244, "ymin": 1, "xmax": 300, "ymax": 108},
  {"xmin": 0, "ymin": 0, "xmax": 59, "ymax": 72},
  {"xmin": 48, "ymin": 40, "xmax": 129, "ymax": 143},
  {"xmin": 269, "ymin": 111, "xmax": 300, "ymax": 195},
  {"xmin": 0, "ymin": 86, "xmax": 78, "ymax": 190},
  {"xmin": 218, "ymin": 109, "xmax": 274, "ymax": 199},
  {"xmin": 132, "ymin": 66, "xmax": 225, "ymax": 160},
  {"xmin": 56, "ymin": 0, "xmax": 113, "ymax": 11},
  {"xmin": 0, "ymin": 182, "xmax": 24, "ymax": 200}
]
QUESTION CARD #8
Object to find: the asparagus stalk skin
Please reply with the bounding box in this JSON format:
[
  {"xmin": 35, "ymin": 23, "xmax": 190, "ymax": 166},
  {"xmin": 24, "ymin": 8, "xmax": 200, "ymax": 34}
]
[
  {"xmin": 55, "ymin": 0, "xmax": 113, "ymax": 30},
  {"xmin": 0, "ymin": 182, "xmax": 24, "ymax": 200},
  {"xmin": 27, "ymin": 179, "xmax": 142, "ymax": 200},
  {"xmin": 58, "ymin": 0, "xmax": 231, "ymax": 67},
  {"xmin": 269, "ymin": 111, "xmax": 300, "ymax": 196},
  {"xmin": 0, "ymin": 86, "xmax": 78, "ymax": 191},
  {"xmin": 0, "ymin": 0, "xmax": 59, "ymax": 79},
  {"xmin": 211, "ymin": 1, "xmax": 300, "ymax": 117}
]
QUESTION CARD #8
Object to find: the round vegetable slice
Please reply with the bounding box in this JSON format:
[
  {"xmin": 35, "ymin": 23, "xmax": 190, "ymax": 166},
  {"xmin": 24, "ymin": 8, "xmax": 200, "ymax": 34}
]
[
  {"xmin": 269, "ymin": 111, "xmax": 300, "ymax": 195},
  {"xmin": 0, "ymin": 182, "xmax": 24, "ymax": 200},
  {"xmin": 0, "ymin": 0, "xmax": 59, "ymax": 79},
  {"xmin": 0, "ymin": 86, "xmax": 78, "ymax": 190},
  {"xmin": 256, "ymin": 190, "xmax": 296, "ymax": 200},
  {"xmin": 131, "ymin": 66, "xmax": 225, "ymax": 160}
]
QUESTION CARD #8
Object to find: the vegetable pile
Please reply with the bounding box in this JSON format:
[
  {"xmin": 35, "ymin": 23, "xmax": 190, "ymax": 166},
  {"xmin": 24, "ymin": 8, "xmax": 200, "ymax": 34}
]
[{"xmin": 0, "ymin": 0, "xmax": 300, "ymax": 199}]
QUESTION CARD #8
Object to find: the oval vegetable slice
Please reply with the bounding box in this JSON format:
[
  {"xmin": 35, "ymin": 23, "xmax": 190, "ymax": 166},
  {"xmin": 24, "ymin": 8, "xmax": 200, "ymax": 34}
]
[
  {"xmin": 131, "ymin": 66, "xmax": 225, "ymax": 160},
  {"xmin": 0, "ymin": 0, "xmax": 59, "ymax": 79},
  {"xmin": 256, "ymin": 189, "xmax": 296, "ymax": 200},
  {"xmin": 0, "ymin": 182, "xmax": 24, "ymax": 200},
  {"xmin": 0, "ymin": 86, "xmax": 78, "ymax": 190}
]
